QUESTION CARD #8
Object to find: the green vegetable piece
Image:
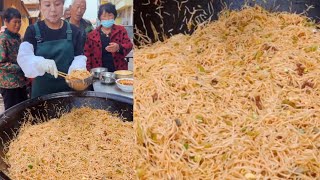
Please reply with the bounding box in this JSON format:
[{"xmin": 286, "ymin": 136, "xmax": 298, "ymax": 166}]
[
  {"xmin": 292, "ymin": 36, "xmax": 298, "ymax": 44},
  {"xmin": 222, "ymin": 153, "xmax": 228, "ymax": 161},
  {"xmin": 194, "ymin": 155, "xmax": 201, "ymax": 162},
  {"xmin": 282, "ymin": 99, "xmax": 296, "ymax": 108},
  {"xmin": 204, "ymin": 144, "xmax": 212, "ymax": 148},
  {"xmin": 197, "ymin": 65, "xmax": 206, "ymax": 73},
  {"xmin": 196, "ymin": 115, "xmax": 204, "ymax": 122},
  {"xmin": 246, "ymin": 131, "xmax": 260, "ymax": 137},
  {"xmin": 225, "ymin": 120, "xmax": 232, "ymax": 126},
  {"xmin": 184, "ymin": 143, "xmax": 189, "ymax": 150},
  {"xmin": 116, "ymin": 169, "xmax": 122, "ymax": 173},
  {"xmin": 304, "ymin": 45, "xmax": 318, "ymax": 53},
  {"xmin": 151, "ymin": 133, "xmax": 157, "ymax": 141},
  {"xmin": 254, "ymin": 50, "xmax": 264, "ymax": 59}
]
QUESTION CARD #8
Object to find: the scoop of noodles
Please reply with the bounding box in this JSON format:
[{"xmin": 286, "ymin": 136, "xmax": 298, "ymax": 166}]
[{"xmin": 66, "ymin": 69, "xmax": 91, "ymax": 81}]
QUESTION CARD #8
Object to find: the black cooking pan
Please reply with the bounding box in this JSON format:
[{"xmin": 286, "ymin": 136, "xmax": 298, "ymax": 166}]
[{"xmin": 0, "ymin": 91, "xmax": 133, "ymax": 179}]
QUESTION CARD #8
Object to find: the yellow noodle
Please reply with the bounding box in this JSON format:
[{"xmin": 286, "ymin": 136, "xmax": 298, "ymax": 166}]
[
  {"xmin": 66, "ymin": 69, "xmax": 91, "ymax": 80},
  {"xmin": 119, "ymin": 79, "xmax": 134, "ymax": 86},
  {"xmin": 134, "ymin": 6, "xmax": 320, "ymax": 179},
  {"xmin": 66, "ymin": 70, "xmax": 92, "ymax": 90}
]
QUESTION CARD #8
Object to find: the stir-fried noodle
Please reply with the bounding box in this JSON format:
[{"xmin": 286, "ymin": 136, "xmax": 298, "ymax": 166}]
[
  {"xmin": 5, "ymin": 107, "xmax": 136, "ymax": 179},
  {"xmin": 134, "ymin": 6, "xmax": 320, "ymax": 179}
]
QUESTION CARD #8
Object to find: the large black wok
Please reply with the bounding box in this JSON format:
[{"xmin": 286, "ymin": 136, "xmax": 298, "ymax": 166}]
[{"xmin": 0, "ymin": 91, "xmax": 133, "ymax": 179}]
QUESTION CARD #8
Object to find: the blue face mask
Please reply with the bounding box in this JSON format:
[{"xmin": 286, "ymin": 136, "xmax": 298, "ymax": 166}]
[{"xmin": 101, "ymin": 19, "xmax": 114, "ymax": 28}]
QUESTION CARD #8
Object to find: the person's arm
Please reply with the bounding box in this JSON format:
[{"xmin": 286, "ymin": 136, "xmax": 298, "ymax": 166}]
[
  {"xmin": 106, "ymin": 27, "xmax": 133, "ymax": 55},
  {"xmin": 68, "ymin": 55, "xmax": 87, "ymax": 74},
  {"xmin": 17, "ymin": 26, "xmax": 58, "ymax": 78},
  {"xmin": 84, "ymin": 35, "xmax": 94, "ymax": 71},
  {"xmin": 0, "ymin": 38, "xmax": 21, "ymax": 73},
  {"xmin": 85, "ymin": 21, "xmax": 94, "ymax": 34},
  {"xmin": 118, "ymin": 27, "xmax": 133, "ymax": 57},
  {"xmin": 68, "ymin": 28, "xmax": 87, "ymax": 74},
  {"xmin": 18, "ymin": 42, "xmax": 58, "ymax": 78}
]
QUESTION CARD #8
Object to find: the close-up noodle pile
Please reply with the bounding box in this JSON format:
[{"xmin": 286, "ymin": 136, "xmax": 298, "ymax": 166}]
[
  {"xmin": 5, "ymin": 107, "xmax": 136, "ymax": 179},
  {"xmin": 134, "ymin": 6, "xmax": 320, "ymax": 179}
]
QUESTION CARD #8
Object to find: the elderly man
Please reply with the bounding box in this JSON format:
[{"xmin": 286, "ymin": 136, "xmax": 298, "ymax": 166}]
[
  {"xmin": 63, "ymin": 6, "xmax": 71, "ymax": 19},
  {"xmin": 67, "ymin": 0, "xmax": 93, "ymax": 48}
]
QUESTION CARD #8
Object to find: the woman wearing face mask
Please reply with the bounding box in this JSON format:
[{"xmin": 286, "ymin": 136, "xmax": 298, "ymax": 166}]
[
  {"xmin": 84, "ymin": 3, "xmax": 133, "ymax": 72},
  {"xmin": 0, "ymin": 8, "xmax": 28, "ymax": 110},
  {"xmin": 17, "ymin": 0, "xmax": 86, "ymax": 98}
]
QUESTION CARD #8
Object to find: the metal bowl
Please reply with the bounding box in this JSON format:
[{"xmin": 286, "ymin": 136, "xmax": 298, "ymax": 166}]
[
  {"xmin": 90, "ymin": 67, "xmax": 108, "ymax": 78},
  {"xmin": 100, "ymin": 72, "xmax": 116, "ymax": 84},
  {"xmin": 114, "ymin": 70, "xmax": 133, "ymax": 79},
  {"xmin": 66, "ymin": 75, "xmax": 93, "ymax": 91}
]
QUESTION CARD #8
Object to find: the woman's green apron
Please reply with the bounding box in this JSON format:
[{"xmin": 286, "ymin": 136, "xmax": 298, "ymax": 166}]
[{"xmin": 31, "ymin": 21, "xmax": 74, "ymax": 98}]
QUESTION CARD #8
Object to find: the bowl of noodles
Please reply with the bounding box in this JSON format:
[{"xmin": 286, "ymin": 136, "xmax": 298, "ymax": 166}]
[
  {"xmin": 116, "ymin": 78, "xmax": 133, "ymax": 93},
  {"xmin": 65, "ymin": 69, "xmax": 93, "ymax": 91},
  {"xmin": 114, "ymin": 70, "xmax": 133, "ymax": 79}
]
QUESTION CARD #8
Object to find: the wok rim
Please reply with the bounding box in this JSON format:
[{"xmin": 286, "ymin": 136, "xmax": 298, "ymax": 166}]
[{"xmin": 0, "ymin": 91, "xmax": 133, "ymax": 118}]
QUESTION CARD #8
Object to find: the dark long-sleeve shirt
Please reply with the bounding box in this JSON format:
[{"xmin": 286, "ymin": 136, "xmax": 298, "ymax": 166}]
[{"xmin": 23, "ymin": 20, "xmax": 83, "ymax": 56}]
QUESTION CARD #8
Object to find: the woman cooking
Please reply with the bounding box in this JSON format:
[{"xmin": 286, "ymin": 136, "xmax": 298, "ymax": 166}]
[
  {"xmin": 17, "ymin": 0, "xmax": 87, "ymax": 98},
  {"xmin": 84, "ymin": 3, "xmax": 133, "ymax": 72}
]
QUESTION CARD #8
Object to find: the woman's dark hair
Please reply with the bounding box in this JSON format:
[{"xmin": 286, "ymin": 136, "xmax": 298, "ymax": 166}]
[
  {"xmin": 98, "ymin": 3, "xmax": 117, "ymax": 20},
  {"xmin": 3, "ymin": 8, "xmax": 21, "ymax": 22}
]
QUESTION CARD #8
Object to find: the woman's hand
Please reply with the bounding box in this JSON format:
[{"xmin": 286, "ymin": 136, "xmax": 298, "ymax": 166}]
[
  {"xmin": 36, "ymin": 59, "xmax": 58, "ymax": 78},
  {"xmin": 105, "ymin": 42, "xmax": 119, "ymax": 53}
]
